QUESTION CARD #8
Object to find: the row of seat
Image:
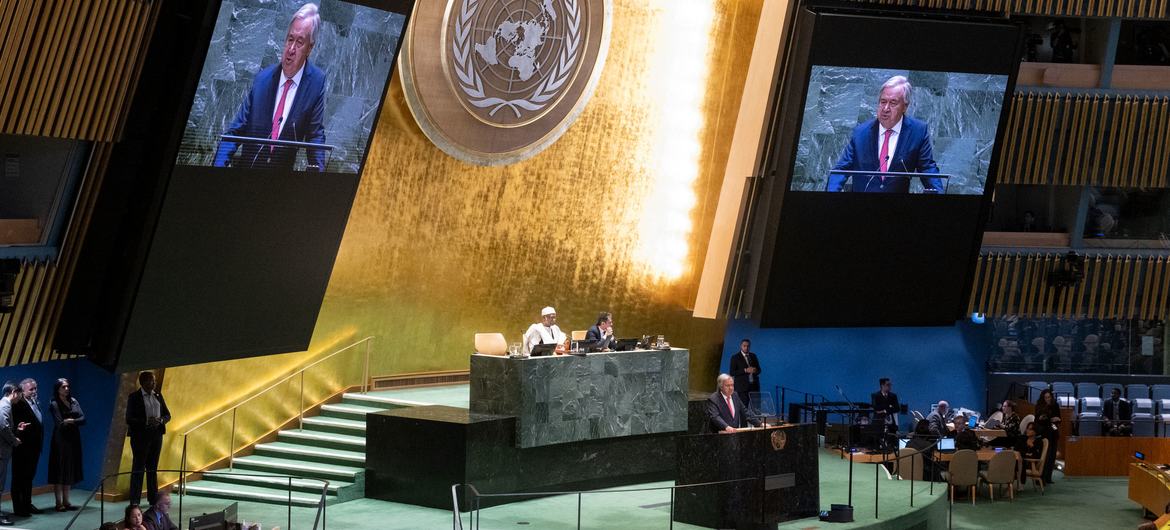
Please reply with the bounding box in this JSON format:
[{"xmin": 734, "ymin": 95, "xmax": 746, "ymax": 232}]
[
  {"xmin": 1075, "ymin": 397, "xmax": 1170, "ymax": 437},
  {"xmin": 1024, "ymin": 381, "xmax": 1170, "ymax": 402}
]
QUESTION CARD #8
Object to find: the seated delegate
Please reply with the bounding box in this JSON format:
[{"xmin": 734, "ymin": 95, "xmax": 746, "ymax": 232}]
[{"xmin": 522, "ymin": 306, "xmax": 567, "ymax": 355}]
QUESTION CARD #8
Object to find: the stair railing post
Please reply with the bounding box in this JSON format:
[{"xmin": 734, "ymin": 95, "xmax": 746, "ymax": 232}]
[
  {"xmin": 230, "ymin": 408, "xmax": 237, "ymax": 470},
  {"xmin": 363, "ymin": 338, "xmax": 371, "ymax": 394},
  {"xmin": 299, "ymin": 371, "xmax": 306, "ymax": 430},
  {"xmin": 288, "ymin": 476, "xmax": 293, "ymax": 530}
]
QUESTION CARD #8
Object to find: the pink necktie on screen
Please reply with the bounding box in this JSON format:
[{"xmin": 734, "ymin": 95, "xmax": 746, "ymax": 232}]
[
  {"xmin": 271, "ymin": 79, "xmax": 294, "ymax": 152},
  {"xmin": 878, "ymin": 128, "xmax": 893, "ymax": 180},
  {"xmin": 727, "ymin": 396, "xmax": 735, "ymax": 419}
]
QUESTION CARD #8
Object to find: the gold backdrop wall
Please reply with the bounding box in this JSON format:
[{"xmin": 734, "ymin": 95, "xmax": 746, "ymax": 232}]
[{"xmin": 131, "ymin": 0, "xmax": 766, "ymax": 483}]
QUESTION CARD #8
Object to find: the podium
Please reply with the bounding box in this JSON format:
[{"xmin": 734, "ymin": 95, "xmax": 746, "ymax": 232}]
[
  {"xmin": 218, "ymin": 134, "xmax": 335, "ymax": 171},
  {"xmin": 827, "ymin": 169, "xmax": 955, "ymax": 194},
  {"xmin": 673, "ymin": 423, "xmax": 819, "ymax": 529}
]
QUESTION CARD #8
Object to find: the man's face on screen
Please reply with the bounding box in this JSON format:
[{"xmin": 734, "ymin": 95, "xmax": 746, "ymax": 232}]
[
  {"xmin": 877, "ymin": 86, "xmax": 907, "ymax": 130},
  {"xmin": 283, "ymin": 17, "xmax": 315, "ymax": 78}
]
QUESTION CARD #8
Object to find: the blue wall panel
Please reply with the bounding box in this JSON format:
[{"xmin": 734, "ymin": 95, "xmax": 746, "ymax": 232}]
[{"xmin": 720, "ymin": 320, "xmax": 990, "ymax": 429}]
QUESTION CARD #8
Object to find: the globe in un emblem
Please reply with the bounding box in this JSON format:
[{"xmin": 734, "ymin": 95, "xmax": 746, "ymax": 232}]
[{"xmin": 449, "ymin": 0, "xmax": 584, "ymax": 127}]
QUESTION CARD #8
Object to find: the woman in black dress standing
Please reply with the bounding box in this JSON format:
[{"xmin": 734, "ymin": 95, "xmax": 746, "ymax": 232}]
[
  {"xmin": 1033, "ymin": 388, "xmax": 1061, "ymax": 484},
  {"xmin": 48, "ymin": 378, "xmax": 85, "ymax": 511}
]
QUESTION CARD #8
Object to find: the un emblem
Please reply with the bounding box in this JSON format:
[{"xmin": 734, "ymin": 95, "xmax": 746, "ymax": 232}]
[{"xmin": 400, "ymin": 0, "xmax": 611, "ymax": 165}]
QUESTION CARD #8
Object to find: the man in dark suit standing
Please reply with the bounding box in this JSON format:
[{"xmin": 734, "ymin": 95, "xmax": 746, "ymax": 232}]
[
  {"xmin": 0, "ymin": 382, "xmax": 25, "ymax": 526},
  {"xmin": 127, "ymin": 371, "xmax": 171, "ymax": 507},
  {"xmin": 584, "ymin": 312, "xmax": 616, "ymax": 351},
  {"xmin": 729, "ymin": 339, "xmax": 762, "ymax": 407},
  {"xmin": 214, "ymin": 3, "xmax": 328, "ymax": 171},
  {"xmin": 870, "ymin": 377, "xmax": 900, "ymax": 429},
  {"xmin": 828, "ymin": 75, "xmax": 942, "ymax": 193},
  {"xmin": 706, "ymin": 374, "xmax": 762, "ymax": 433},
  {"xmin": 11, "ymin": 378, "xmax": 43, "ymax": 517}
]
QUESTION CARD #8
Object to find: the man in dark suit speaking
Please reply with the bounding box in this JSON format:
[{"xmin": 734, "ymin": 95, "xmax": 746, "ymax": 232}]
[
  {"xmin": 828, "ymin": 75, "xmax": 942, "ymax": 193},
  {"xmin": 706, "ymin": 374, "xmax": 762, "ymax": 433},
  {"xmin": 214, "ymin": 3, "xmax": 328, "ymax": 171}
]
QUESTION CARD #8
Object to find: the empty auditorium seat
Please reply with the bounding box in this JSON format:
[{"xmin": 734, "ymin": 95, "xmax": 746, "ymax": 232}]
[
  {"xmin": 1075, "ymin": 382, "xmax": 1100, "ymax": 399},
  {"xmin": 1025, "ymin": 381, "xmax": 1049, "ymax": 402},
  {"xmin": 1158, "ymin": 399, "xmax": 1170, "ymax": 437},
  {"xmin": 1051, "ymin": 381, "xmax": 1075, "ymax": 399},
  {"xmin": 1078, "ymin": 397, "xmax": 1103, "ymax": 437},
  {"xmin": 1133, "ymin": 398, "xmax": 1156, "ymax": 437},
  {"xmin": 1152, "ymin": 385, "xmax": 1170, "ymax": 403},
  {"xmin": 1127, "ymin": 384, "xmax": 1150, "ymax": 401}
]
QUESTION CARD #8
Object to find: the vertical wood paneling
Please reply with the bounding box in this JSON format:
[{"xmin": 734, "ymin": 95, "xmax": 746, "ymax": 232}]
[
  {"xmin": 971, "ymin": 252, "xmax": 1170, "ymax": 321},
  {"xmin": 0, "ymin": 0, "xmax": 158, "ymax": 142}
]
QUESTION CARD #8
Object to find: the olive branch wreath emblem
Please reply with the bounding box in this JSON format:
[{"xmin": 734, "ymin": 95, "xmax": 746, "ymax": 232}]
[{"xmin": 451, "ymin": 0, "xmax": 582, "ymax": 119}]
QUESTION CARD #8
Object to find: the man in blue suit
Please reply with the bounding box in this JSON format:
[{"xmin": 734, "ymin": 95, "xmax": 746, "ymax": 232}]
[
  {"xmin": 828, "ymin": 76, "xmax": 942, "ymax": 193},
  {"xmin": 214, "ymin": 3, "xmax": 327, "ymax": 171}
]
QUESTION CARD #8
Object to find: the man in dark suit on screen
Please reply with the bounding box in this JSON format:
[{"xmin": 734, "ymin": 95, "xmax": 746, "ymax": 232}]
[
  {"xmin": 127, "ymin": 371, "xmax": 171, "ymax": 507},
  {"xmin": 706, "ymin": 374, "xmax": 761, "ymax": 433},
  {"xmin": 214, "ymin": 3, "xmax": 328, "ymax": 171},
  {"xmin": 828, "ymin": 75, "xmax": 943, "ymax": 194},
  {"xmin": 729, "ymin": 339, "xmax": 761, "ymax": 407}
]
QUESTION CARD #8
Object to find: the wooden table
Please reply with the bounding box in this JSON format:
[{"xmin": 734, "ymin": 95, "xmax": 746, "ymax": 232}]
[
  {"xmin": 974, "ymin": 428, "xmax": 1006, "ymax": 440},
  {"xmin": 1129, "ymin": 463, "xmax": 1170, "ymax": 516}
]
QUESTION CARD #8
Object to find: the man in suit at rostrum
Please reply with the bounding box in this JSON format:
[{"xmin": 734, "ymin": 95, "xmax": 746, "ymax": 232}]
[
  {"xmin": 11, "ymin": 378, "xmax": 44, "ymax": 517},
  {"xmin": 0, "ymin": 381, "xmax": 28, "ymax": 526},
  {"xmin": 213, "ymin": 3, "xmax": 329, "ymax": 171},
  {"xmin": 706, "ymin": 374, "xmax": 762, "ymax": 433},
  {"xmin": 828, "ymin": 75, "xmax": 943, "ymax": 194}
]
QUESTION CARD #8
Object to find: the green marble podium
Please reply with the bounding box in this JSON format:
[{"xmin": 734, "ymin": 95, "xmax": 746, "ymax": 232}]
[{"xmin": 469, "ymin": 348, "xmax": 689, "ymax": 448}]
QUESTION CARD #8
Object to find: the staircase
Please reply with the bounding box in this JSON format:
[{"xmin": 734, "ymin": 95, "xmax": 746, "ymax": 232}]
[{"xmin": 183, "ymin": 392, "xmax": 413, "ymax": 506}]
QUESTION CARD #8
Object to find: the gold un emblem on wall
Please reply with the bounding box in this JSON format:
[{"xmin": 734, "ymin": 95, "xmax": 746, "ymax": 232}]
[{"xmin": 400, "ymin": 0, "xmax": 611, "ymax": 165}]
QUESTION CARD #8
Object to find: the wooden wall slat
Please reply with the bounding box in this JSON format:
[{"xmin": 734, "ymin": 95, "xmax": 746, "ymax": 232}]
[{"xmin": 0, "ymin": 0, "xmax": 156, "ymax": 142}]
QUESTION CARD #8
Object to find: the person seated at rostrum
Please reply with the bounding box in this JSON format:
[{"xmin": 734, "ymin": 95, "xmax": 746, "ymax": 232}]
[
  {"xmin": 1102, "ymin": 387, "xmax": 1132, "ymax": 436},
  {"xmin": 522, "ymin": 306, "xmax": 567, "ymax": 356}
]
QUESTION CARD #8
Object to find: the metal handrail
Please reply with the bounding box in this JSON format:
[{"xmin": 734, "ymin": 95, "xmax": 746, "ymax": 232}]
[
  {"xmin": 67, "ymin": 468, "xmax": 328, "ymax": 530},
  {"xmin": 179, "ymin": 336, "xmax": 373, "ymax": 496},
  {"xmin": 452, "ymin": 477, "xmax": 762, "ymax": 530}
]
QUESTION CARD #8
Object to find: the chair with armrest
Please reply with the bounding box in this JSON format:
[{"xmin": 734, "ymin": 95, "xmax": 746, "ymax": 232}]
[
  {"xmin": 894, "ymin": 448, "xmax": 924, "ymax": 482},
  {"xmin": 1158, "ymin": 399, "xmax": 1170, "ymax": 437},
  {"xmin": 1025, "ymin": 381, "xmax": 1049, "ymax": 402},
  {"xmin": 1078, "ymin": 397, "xmax": 1103, "ymax": 436},
  {"xmin": 1018, "ymin": 414, "xmax": 1035, "ymax": 439},
  {"xmin": 571, "ymin": 330, "xmax": 587, "ymax": 341},
  {"xmin": 979, "ymin": 449, "xmax": 1018, "ymax": 501},
  {"xmin": 1128, "ymin": 384, "xmax": 1151, "ymax": 401},
  {"xmin": 1133, "ymin": 398, "xmax": 1156, "ymax": 437},
  {"xmin": 1151, "ymin": 384, "xmax": 1170, "ymax": 403},
  {"xmin": 473, "ymin": 333, "xmax": 508, "ymax": 356},
  {"xmin": 942, "ymin": 449, "xmax": 980, "ymax": 505},
  {"xmin": 1076, "ymin": 382, "xmax": 1100, "ymax": 399},
  {"xmin": 1024, "ymin": 438, "xmax": 1049, "ymax": 494},
  {"xmin": 1051, "ymin": 381, "xmax": 1075, "ymax": 399}
]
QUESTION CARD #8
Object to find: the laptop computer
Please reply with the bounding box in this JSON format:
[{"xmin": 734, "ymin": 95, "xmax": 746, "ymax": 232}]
[
  {"xmin": 530, "ymin": 343, "xmax": 558, "ymax": 357},
  {"xmin": 613, "ymin": 338, "xmax": 640, "ymax": 351}
]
